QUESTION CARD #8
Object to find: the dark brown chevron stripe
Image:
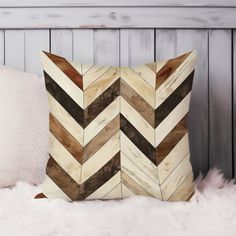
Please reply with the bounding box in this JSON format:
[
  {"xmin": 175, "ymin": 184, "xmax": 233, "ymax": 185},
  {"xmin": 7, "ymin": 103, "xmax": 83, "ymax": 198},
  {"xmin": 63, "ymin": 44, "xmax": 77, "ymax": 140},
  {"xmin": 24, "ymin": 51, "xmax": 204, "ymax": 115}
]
[
  {"xmin": 156, "ymin": 51, "xmax": 191, "ymax": 89},
  {"xmin": 46, "ymin": 156, "xmax": 80, "ymax": 200},
  {"xmin": 78, "ymin": 152, "xmax": 120, "ymax": 200},
  {"xmin": 83, "ymin": 115, "xmax": 120, "ymax": 163},
  {"xmin": 120, "ymin": 114, "xmax": 156, "ymax": 164},
  {"xmin": 155, "ymin": 70, "xmax": 194, "ymax": 127},
  {"xmin": 50, "ymin": 113, "xmax": 83, "ymax": 163},
  {"xmin": 45, "ymin": 71, "xmax": 85, "ymax": 128},
  {"xmin": 84, "ymin": 79, "xmax": 120, "ymax": 127},
  {"xmin": 120, "ymin": 78, "xmax": 155, "ymax": 127},
  {"xmin": 44, "ymin": 51, "xmax": 83, "ymax": 89},
  {"xmin": 156, "ymin": 115, "xmax": 188, "ymax": 165}
]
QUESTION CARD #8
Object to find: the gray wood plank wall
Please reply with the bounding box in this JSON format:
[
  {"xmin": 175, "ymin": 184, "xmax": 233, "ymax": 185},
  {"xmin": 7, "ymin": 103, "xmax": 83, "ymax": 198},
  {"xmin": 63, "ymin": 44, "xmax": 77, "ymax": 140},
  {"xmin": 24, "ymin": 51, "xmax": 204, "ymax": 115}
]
[{"xmin": 0, "ymin": 28, "xmax": 235, "ymax": 179}]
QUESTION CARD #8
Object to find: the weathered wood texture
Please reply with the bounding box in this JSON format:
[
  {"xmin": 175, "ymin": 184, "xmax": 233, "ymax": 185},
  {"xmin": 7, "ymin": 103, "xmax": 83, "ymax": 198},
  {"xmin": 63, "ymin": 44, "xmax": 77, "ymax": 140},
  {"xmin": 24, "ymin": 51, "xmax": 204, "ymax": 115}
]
[
  {"xmin": 1, "ymin": 0, "xmax": 236, "ymax": 7},
  {"xmin": 0, "ymin": 7, "xmax": 236, "ymax": 28},
  {"xmin": 209, "ymin": 30, "xmax": 233, "ymax": 179},
  {"xmin": 0, "ymin": 28, "xmax": 235, "ymax": 179}
]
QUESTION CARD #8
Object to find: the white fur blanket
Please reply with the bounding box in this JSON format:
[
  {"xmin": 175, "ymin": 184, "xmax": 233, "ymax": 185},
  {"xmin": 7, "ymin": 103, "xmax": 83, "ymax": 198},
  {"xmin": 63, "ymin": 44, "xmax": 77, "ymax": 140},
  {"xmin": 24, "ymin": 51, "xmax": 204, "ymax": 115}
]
[{"xmin": 0, "ymin": 169, "xmax": 235, "ymax": 236}]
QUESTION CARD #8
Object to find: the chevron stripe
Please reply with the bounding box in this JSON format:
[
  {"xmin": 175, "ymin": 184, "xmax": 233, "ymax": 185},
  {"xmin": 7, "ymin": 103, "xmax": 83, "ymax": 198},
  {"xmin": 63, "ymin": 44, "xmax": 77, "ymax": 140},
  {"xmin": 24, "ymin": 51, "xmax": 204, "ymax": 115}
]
[
  {"xmin": 84, "ymin": 67, "xmax": 119, "ymax": 107},
  {"xmin": 155, "ymin": 92, "xmax": 191, "ymax": 147},
  {"xmin": 156, "ymin": 51, "xmax": 192, "ymax": 89},
  {"xmin": 38, "ymin": 51, "xmax": 197, "ymax": 202},
  {"xmin": 84, "ymin": 79, "xmax": 120, "ymax": 127},
  {"xmin": 78, "ymin": 152, "xmax": 120, "ymax": 200},
  {"xmin": 121, "ymin": 172, "xmax": 151, "ymax": 197},
  {"xmin": 157, "ymin": 133, "xmax": 190, "ymax": 184},
  {"xmin": 155, "ymin": 72, "xmax": 194, "ymax": 127},
  {"xmin": 86, "ymin": 171, "xmax": 121, "ymax": 200},
  {"xmin": 121, "ymin": 184, "xmax": 135, "ymax": 198},
  {"xmin": 121, "ymin": 78, "xmax": 155, "ymax": 127},
  {"xmin": 84, "ymin": 98, "xmax": 120, "ymax": 145},
  {"xmin": 121, "ymin": 66, "xmax": 155, "ymax": 108},
  {"xmin": 42, "ymin": 176, "xmax": 72, "ymax": 201},
  {"xmin": 48, "ymin": 93, "xmax": 84, "ymax": 145},
  {"xmin": 120, "ymin": 131, "xmax": 158, "ymax": 182},
  {"xmin": 160, "ymin": 153, "xmax": 192, "ymax": 200},
  {"xmin": 168, "ymin": 172, "xmax": 194, "ymax": 201},
  {"xmin": 50, "ymin": 113, "xmax": 83, "ymax": 163},
  {"xmin": 83, "ymin": 115, "xmax": 120, "ymax": 163},
  {"xmin": 103, "ymin": 183, "xmax": 122, "ymax": 199},
  {"xmin": 121, "ymin": 97, "xmax": 155, "ymax": 146},
  {"xmin": 43, "ymin": 51, "xmax": 83, "ymax": 89},
  {"xmin": 156, "ymin": 115, "xmax": 188, "ymax": 164},
  {"xmin": 83, "ymin": 65, "xmax": 110, "ymax": 89},
  {"xmin": 121, "ymin": 152, "xmax": 162, "ymax": 199},
  {"xmin": 49, "ymin": 133, "xmax": 81, "ymax": 183},
  {"xmin": 120, "ymin": 114, "xmax": 156, "ymax": 164},
  {"xmin": 81, "ymin": 63, "xmax": 93, "ymax": 75},
  {"xmin": 41, "ymin": 52, "xmax": 84, "ymax": 108},
  {"xmin": 131, "ymin": 64, "xmax": 156, "ymax": 88},
  {"xmin": 81, "ymin": 131, "xmax": 120, "ymax": 183},
  {"xmin": 155, "ymin": 51, "xmax": 197, "ymax": 109},
  {"xmin": 45, "ymin": 71, "xmax": 85, "ymax": 127}
]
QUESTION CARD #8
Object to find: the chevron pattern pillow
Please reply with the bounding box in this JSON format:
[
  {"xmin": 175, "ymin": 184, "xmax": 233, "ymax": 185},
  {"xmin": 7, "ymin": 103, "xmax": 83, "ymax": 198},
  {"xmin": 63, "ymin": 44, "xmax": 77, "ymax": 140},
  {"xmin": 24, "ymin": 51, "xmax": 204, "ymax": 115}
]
[{"xmin": 36, "ymin": 50, "xmax": 197, "ymax": 201}]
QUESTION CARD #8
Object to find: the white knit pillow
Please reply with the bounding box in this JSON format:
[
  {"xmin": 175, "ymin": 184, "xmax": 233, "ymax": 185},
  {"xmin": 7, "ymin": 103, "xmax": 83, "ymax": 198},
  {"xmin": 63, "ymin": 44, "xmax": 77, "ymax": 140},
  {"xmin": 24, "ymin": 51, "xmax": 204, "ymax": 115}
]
[{"xmin": 0, "ymin": 66, "xmax": 49, "ymax": 187}]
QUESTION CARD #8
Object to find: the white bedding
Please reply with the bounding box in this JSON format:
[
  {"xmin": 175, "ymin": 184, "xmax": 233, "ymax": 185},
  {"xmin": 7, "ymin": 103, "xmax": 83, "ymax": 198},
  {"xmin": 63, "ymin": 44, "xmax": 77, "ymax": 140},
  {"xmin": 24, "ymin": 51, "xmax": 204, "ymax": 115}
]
[{"xmin": 0, "ymin": 169, "xmax": 235, "ymax": 236}]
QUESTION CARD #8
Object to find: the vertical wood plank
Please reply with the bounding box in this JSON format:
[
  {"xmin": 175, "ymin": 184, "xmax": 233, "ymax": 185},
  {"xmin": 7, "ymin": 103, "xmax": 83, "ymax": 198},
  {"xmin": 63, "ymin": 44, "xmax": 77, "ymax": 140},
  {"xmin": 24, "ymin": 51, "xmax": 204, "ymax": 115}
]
[
  {"xmin": 176, "ymin": 29, "xmax": 209, "ymax": 177},
  {"xmin": 233, "ymin": 30, "xmax": 236, "ymax": 178},
  {"xmin": 209, "ymin": 29, "xmax": 232, "ymax": 179},
  {"xmin": 120, "ymin": 29, "xmax": 155, "ymax": 67},
  {"xmin": 94, "ymin": 29, "xmax": 119, "ymax": 66},
  {"xmin": 24, "ymin": 30, "xmax": 50, "ymax": 75},
  {"xmin": 155, "ymin": 29, "xmax": 177, "ymax": 60},
  {"xmin": 51, "ymin": 29, "xmax": 73, "ymax": 60},
  {"xmin": 0, "ymin": 30, "xmax": 4, "ymax": 65},
  {"xmin": 72, "ymin": 29, "xmax": 94, "ymax": 64},
  {"xmin": 5, "ymin": 30, "xmax": 25, "ymax": 71}
]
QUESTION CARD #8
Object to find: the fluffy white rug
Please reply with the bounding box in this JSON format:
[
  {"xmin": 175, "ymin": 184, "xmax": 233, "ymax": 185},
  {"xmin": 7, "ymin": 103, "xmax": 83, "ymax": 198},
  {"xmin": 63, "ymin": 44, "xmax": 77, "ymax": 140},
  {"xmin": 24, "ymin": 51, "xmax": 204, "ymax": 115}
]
[{"xmin": 0, "ymin": 169, "xmax": 236, "ymax": 236}]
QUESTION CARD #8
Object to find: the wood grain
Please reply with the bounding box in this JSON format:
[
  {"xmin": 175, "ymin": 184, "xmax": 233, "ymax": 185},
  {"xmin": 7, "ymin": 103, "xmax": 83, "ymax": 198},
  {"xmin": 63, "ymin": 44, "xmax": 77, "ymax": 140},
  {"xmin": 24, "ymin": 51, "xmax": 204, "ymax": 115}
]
[
  {"xmin": 1, "ymin": 8, "xmax": 236, "ymax": 29},
  {"xmin": 209, "ymin": 30, "xmax": 233, "ymax": 179}
]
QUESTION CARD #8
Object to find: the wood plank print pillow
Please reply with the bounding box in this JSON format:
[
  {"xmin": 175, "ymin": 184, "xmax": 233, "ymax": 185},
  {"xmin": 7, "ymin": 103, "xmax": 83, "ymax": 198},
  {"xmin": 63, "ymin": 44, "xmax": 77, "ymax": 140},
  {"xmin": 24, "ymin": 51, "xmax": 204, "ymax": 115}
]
[{"xmin": 36, "ymin": 50, "xmax": 197, "ymax": 201}]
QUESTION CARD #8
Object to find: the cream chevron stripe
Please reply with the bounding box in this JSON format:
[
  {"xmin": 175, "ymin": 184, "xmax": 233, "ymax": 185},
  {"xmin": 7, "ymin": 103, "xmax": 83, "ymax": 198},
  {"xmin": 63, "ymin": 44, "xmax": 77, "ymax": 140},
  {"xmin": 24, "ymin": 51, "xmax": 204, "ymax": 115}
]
[
  {"xmin": 168, "ymin": 172, "xmax": 194, "ymax": 201},
  {"xmin": 121, "ymin": 152, "xmax": 162, "ymax": 199},
  {"xmin": 84, "ymin": 67, "xmax": 119, "ymax": 107},
  {"xmin": 86, "ymin": 171, "xmax": 121, "ymax": 200},
  {"xmin": 120, "ymin": 131, "xmax": 158, "ymax": 182},
  {"xmin": 155, "ymin": 92, "xmax": 191, "ymax": 147},
  {"xmin": 155, "ymin": 51, "xmax": 197, "ymax": 109},
  {"xmin": 121, "ymin": 66, "xmax": 155, "ymax": 108},
  {"xmin": 83, "ymin": 65, "xmax": 110, "ymax": 89},
  {"xmin": 121, "ymin": 171, "xmax": 151, "ymax": 197},
  {"xmin": 49, "ymin": 133, "xmax": 81, "ymax": 183},
  {"xmin": 121, "ymin": 184, "xmax": 135, "ymax": 198},
  {"xmin": 70, "ymin": 61, "xmax": 83, "ymax": 75},
  {"xmin": 157, "ymin": 133, "xmax": 190, "ymax": 184},
  {"xmin": 160, "ymin": 153, "xmax": 192, "ymax": 200},
  {"xmin": 103, "ymin": 183, "xmax": 122, "ymax": 199},
  {"xmin": 80, "ymin": 131, "xmax": 120, "ymax": 183},
  {"xmin": 48, "ymin": 93, "xmax": 84, "ymax": 145},
  {"xmin": 41, "ymin": 52, "xmax": 84, "ymax": 108},
  {"xmin": 131, "ymin": 64, "xmax": 156, "ymax": 88},
  {"xmin": 84, "ymin": 97, "xmax": 120, "ymax": 145},
  {"xmin": 42, "ymin": 176, "xmax": 72, "ymax": 201},
  {"xmin": 81, "ymin": 63, "xmax": 93, "ymax": 75},
  {"xmin": 120, "ymin": 97, "xmax": 155, "ymax": 146}
]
